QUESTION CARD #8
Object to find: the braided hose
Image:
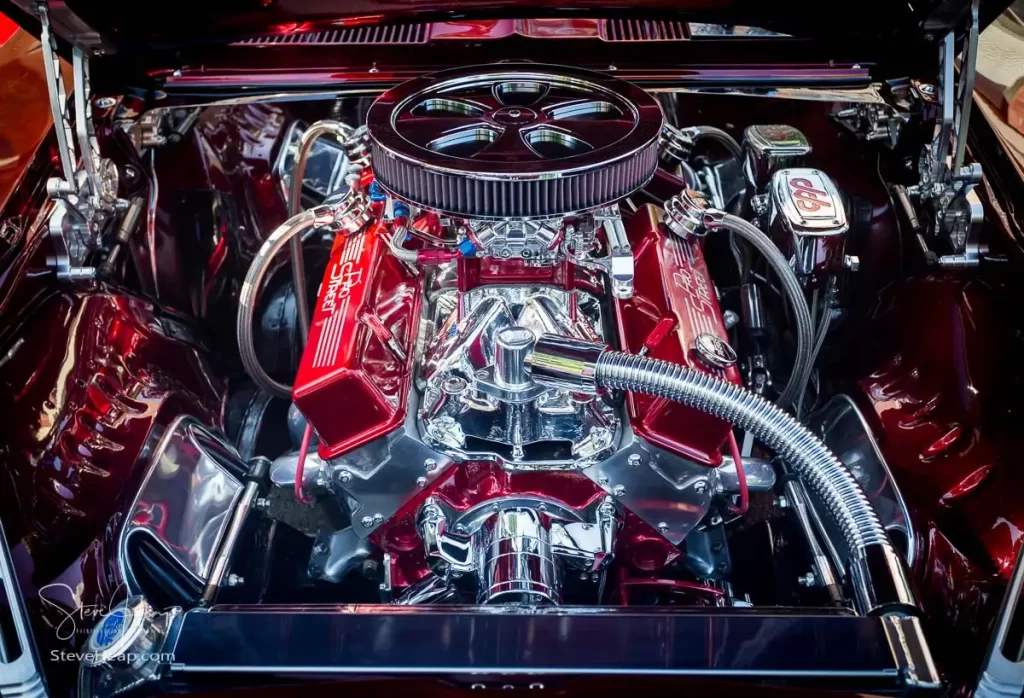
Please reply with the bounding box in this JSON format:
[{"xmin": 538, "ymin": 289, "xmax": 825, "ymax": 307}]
[{"xmin": 714, "ymin": 214, "xmax": 814, "ymax": 408}]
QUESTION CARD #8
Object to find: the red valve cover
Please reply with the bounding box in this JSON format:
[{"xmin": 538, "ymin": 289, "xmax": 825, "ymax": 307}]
[
  {"xmin": 614, "ymin": 205, "xmax": 742, "ymax": 466},
  {"xmin": 293, "ymin": 224, "xmax": 421, "ymax": 460}
]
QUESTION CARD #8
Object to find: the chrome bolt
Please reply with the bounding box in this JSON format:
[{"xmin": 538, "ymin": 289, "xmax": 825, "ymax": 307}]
[
  {"xmin": 415, "ymin": 476, "xmax": 427, "ymax": 487},
  {"xmin": 529, "ymin": 684, "xmax": 545, "ymax": 691},
  {"xmin": 224, "ymin": 573, "xmax": 244, "ymax": 587},
  {"xmin": 598, "ymin": 476, "xmax": 610, "ymax": 487},
  {"xmin": 442, "ymin": 375, "xmax": 467, "ymax": 394},
  {"xmin": 710, "ymin": 515, "xmax": 723, "ymax": 526},
  {"xmin": 579, "ymin": 571, "xmax": 589, "ymax": 580},
  {"xmin": 424, "ymin": 458, "xmax": 438, "ymax": 472},
  {"xmin": 253, "ymin": 497, "xmax": 271, "ymax": 512},
  {"xmin": 361, "ymin": 516, "xmax": 375, "ymax": 528},
  {"xmin": 627, "ymin": 454, "xmax": 642, "ymax": 467},
  {"xmin": 775, "ymin": 495, "xmax": 790, "ymax": 509},
  {"xmin": 612, "ymin": 485, "xmax": 626, "ymax": 497},
  {"xmin": 373, "ymin": 513, "xmax": 384, "ymax": 525},
  {"xmin": 471, "ymin": 684, "xmax": 486, "ymax": 691},
  {"xmin": 657, "ymin": 522, "xmax": 669, "ymax": 534},
  {"xmin": 920, "ymin": 83, "xmax": 936, "ymax": 96},
  {"xmin": 797, "ymin": 572, "xmax": 816, "ymax": 587},
  {"xmin": 693, "ymin": 480, "xmax": 708, "ymax": 495},
  {"xmin": 337, "ymin": 470, "xmax": 352, "ymax": 484},
  {"xmin": 94, "ymin": 96, "xmax": 117, "ymax": 109},
  {"xmin": 313, "ymin": 541, "xmax": 328, "ymax": 555}
]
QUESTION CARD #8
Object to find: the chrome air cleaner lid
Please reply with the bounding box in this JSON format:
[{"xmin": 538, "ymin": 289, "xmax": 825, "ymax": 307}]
[{"xmin": 367, "ymin": 64, "xmax": 663, "ymax": 219}]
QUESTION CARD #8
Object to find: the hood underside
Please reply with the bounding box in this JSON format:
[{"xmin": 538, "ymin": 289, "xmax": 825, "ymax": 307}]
[{"xmin": 3, "ymin": 0, "xmax": 1011, "ymax": 53}]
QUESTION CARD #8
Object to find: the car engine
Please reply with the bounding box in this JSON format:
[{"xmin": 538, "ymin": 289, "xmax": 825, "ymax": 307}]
[{"xmin": 219, "ymin": 63, "xmax": 908, "ymax": 610}]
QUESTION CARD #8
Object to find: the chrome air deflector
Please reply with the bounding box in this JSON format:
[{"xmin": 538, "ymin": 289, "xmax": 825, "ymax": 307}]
[{"xmin": 367, "ymin": 64, "xmax": 663, "ymax": 219}]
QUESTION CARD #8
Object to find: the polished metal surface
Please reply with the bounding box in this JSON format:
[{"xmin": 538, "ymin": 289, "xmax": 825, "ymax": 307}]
[
  {"xmin": 693, "ymin": 332, "xmax": 738, "ymax": 369},
  {"xmin": 494, "ymin": 327, "xmax": 535, "ymax": 388},
  {"xmin": 769, "ymin": 168, "xmax": 848, "ymax": 237},
  {"xmin": 202, "ymin": 457, "xmax": 267, "ymax": 604},
  {"xmin": 523, "ymin": 333, "xmax": 606, "ymax": 394},
  {"xmin": 420, "ymin": 287, "xmax": 617, "ymax": 468},
  {"xmin": 805, "ymin": 394, "xmax": 916, "ymax": 565},
  {"xmin": 480, "ymin": 508, "xmax": 559, "ymax": 604},
  {"xmin": 367, "ymin": 64, "xmax": 663, "ymax": 219},
  {"xmin": 164, "ymin": 606, "xmax": 941, "ymax": 691},
  {"xmin": 768, "ymin": 168, "xmax": 849, "ymax": 276},
  {"xmin": 583, "ymin": 421, "xmax": 714, "ymax": 546},
  {"xmin": 327, "ymin": 389, "xmax": 455, "ymax": 538},
  {"xmin": 742, "ymin": 124, "xmax": 811, "ymax": 190},
  {"xmin": 119, "ymin": 417, "xmax": 245, "ymax": 590},
  {"xmin": 0, "ymin": 516, "xmax": 46, "ymax": 698},
  {"xmin": 418, "ymin": 495, "xmax": 618, "ymax": 604},
  {"xmin": 550, "ymin": 338, "xmax": 916, "ymax": 614},
  {"xmin": 663, "ymin": 188, "xmax": 712, "ymax": 239},
  {"xmin": 976, "ymin": 546, "xmax": 1024, "ymax": 697},
  {"xmin": 309, "ymin": 528, "xmax": 374, "ymax": 583},
  {"xmin": 465, "ymin": 218, "xmax": 563, "ymax": 261},
  {"xmin": 783, "ymin": 479, "xmax": 842, "ymax": 601},
  {"xmin": 717, "ymin": 456, "xmax": 776, "ymax": 494}
]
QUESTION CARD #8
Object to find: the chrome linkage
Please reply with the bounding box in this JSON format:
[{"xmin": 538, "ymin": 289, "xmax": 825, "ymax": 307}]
[
  {"xmin": 907, "ymin": 0, "xmax": 985, "ymax": 268},
  {"xmin": 38, "ymin": 2, "xmax": 127, "ymax": 281}
]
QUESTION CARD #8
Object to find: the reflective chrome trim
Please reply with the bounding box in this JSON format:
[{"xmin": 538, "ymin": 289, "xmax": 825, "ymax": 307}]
[
  {"xmin": 805, "ymin": 394, "xmax": 916, "ymax": 566},
  {"xmin": 0, "ymin": 516, "xmax": 47, "ymax": 698},
  {"xmin": 117, "ymin": 416, "xmax": 246, "ymax": 593}
]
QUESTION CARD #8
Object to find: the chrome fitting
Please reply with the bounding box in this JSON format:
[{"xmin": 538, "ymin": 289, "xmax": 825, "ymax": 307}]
[{"xmin": 523, "ymin": 334, "xmax": 607, "ymax": 394}]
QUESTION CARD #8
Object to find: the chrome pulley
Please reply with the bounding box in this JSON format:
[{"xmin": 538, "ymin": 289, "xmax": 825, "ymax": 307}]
[{"xmin": 367, "ymin": 64, "xmax": 663, "ymax": 219}]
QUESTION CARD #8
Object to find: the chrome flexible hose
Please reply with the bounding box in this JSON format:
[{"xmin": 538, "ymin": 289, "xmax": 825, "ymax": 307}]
[
  {"xmin": 237, "ymin": 207, "xmax": 327, "ymax": 399},
  {"xmin": 712, "ymin": 214, "xmax": 813, "ymax": 409},
  {"xmin": 592, "ymin": 350, "xmax": 914, "ymax": 615},
  {"xmin": 288, "ymin": 121, "xmax": 354, "ymax": 347},
  {"xmin": 525, "ymin": 334, "xmax": 917, "ymax": 615}
]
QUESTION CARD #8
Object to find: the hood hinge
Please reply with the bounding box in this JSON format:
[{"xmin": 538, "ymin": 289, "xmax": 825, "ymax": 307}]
[
  {"xmin": 37, "ymin": 2, "xmax": 128, "ymax": 281},
  {"xmin": 906, "ymin": 0, "xmax": 985, "ymax": 269}
]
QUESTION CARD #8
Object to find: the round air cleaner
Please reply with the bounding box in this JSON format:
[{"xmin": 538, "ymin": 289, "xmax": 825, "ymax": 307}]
[{"xmin": 366, "ymin": 64, "xmax": 663, "ymax": 219}]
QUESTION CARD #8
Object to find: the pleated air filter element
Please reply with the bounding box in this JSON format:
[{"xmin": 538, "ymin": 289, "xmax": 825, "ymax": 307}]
[{"xmin": 366, "ymin": 64, "xmax": 664, "ymax": 220}]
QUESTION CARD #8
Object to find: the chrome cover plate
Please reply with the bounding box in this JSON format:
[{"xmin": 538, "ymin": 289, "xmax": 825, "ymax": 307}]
[
  {"xmin": 769, "ymin": 168, "xmax": 848, "ymax": 236},
  {"xmin": 418, "ymin": 284, "xmax": 619, "ymax": 469},
  {"xmin": 585, "ymin": 418, "xmax": 716, "ymax": 546},
  {"xmin": 805, "ymin": 394, "xmax": 916, "ymax": 565},
  {"xmin": 119, "ymin": 416, "xmax": 246, "ymax": 588}
]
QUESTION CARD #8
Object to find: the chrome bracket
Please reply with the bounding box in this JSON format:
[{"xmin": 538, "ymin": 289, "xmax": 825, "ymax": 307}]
[
  {"xmin": 832, "ymin": 104, "xmax": 908, "ymax": 148},
  {"xmin": 577, "ymin": 206, "xmax": 634, "ymax": 299},
  {"xmin": 907, "ymin": 0, "xmax": 985, "ymax": 268},
  {"xmin": 38, "ymin": 2, "xmax": 126, "ymax": 281}
]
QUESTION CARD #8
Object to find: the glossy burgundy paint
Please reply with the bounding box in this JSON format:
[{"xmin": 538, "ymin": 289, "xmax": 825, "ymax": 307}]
[
  {"xmin": 144, "ymin": 103, "xmax": 291, "ymax": 316},
  {"xmin": 294, "ymin": 222, "xmax": 421, "ymax": 460},
  {"xmin": 615, "ymin": 204, "xmax": 741, "ymax": 466},
  {"xmin": 855, "ymin": 276, "xmax": 1022, "ymax": 682},
  {"xmin": 375, "ymin": 460, "xmax": 680, "ymax": 590},
  {"xmin": 0, "ymin": 293, "xmax": 225, "ymax": 575}
]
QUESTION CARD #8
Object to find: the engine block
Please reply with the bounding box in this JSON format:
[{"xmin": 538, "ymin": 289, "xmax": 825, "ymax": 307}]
[{"xmin": 288, "ymin": 64, "xmax": 745, "ymax": 600}]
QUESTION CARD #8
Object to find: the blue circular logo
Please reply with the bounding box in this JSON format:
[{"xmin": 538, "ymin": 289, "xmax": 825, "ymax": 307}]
[{"xmin": 94, "ymin": 609, "xmax": 127, "ymax": 650}]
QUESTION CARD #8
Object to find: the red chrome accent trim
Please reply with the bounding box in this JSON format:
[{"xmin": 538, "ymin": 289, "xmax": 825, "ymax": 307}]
[
  {"xmin": 293, "ymin": 226, "xmax": 421, "ymax": 460},
  {"xmin": 614, "ymin": 205, "xmax": 741, "ymax": 465}
]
